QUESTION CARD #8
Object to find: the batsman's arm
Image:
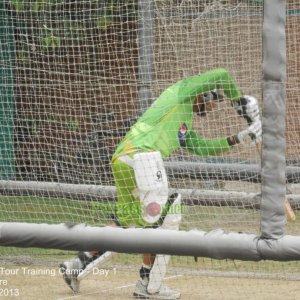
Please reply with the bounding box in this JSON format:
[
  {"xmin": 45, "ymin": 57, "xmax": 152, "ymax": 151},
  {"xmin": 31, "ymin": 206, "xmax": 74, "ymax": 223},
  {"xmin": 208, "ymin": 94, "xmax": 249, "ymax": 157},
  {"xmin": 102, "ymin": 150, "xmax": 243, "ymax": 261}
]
[
  {"xmin": 232, "ymin": 96, "xmax": 296, "ymax": 221},
  {"xmin": 182, "ymin": 130, "xmax": 234, "ymax": 156},
  {"xmin": 179, "ymin": 68, "xmax": 242, "ymax": 102}
]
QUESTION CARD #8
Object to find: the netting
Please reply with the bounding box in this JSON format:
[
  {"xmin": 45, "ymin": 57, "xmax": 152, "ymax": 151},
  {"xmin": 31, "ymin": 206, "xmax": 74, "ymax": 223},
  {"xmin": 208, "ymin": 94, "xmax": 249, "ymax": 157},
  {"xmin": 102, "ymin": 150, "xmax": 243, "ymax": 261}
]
[{"xmin": 0, "ymin": 0, "xmax": 300, "ymax": 299}]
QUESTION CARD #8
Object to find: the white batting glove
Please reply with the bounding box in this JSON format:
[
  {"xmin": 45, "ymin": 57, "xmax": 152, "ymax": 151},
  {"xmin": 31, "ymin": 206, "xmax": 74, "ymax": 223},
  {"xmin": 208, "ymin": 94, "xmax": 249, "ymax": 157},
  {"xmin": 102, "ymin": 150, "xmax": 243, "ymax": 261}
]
[
  {"xmin": 233, "ymin": 95, "xmax": 260, "ymax": 125},
  {"xmin": 236, "ymin": 120, "xmax": 262, "ymax": 144}
]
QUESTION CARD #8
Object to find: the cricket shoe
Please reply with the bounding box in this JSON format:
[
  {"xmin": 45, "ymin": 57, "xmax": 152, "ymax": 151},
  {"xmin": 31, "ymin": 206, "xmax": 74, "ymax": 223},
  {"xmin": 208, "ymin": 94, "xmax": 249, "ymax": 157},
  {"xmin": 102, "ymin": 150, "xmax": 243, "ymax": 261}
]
[
  {"xmin": 59, "ymin": 258, "xmax": 83, "ymax": 294},
  {"xmin": 133, "ymin": 278, "xmax": 180, "ymax": 299}
]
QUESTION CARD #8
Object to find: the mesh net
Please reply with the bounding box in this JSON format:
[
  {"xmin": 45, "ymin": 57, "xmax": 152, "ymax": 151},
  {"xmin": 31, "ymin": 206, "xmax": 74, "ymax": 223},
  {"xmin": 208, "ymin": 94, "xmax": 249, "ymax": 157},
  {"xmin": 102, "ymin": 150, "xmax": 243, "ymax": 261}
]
[{"xmin": 0, "ymin": 1, "xmax": 300, "ymax": 299}]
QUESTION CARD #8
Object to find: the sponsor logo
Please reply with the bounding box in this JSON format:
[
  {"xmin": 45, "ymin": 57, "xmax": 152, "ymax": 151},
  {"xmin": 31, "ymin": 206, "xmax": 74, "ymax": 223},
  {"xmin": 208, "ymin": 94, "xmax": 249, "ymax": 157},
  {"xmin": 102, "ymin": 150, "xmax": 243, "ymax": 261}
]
[
  {"xmin": 178, "ymin": 123, "xmax": 188, "ymax": 146},
  {"xmin": 156, "ymin": 170, "xmax": 162, "ymax": 182}
]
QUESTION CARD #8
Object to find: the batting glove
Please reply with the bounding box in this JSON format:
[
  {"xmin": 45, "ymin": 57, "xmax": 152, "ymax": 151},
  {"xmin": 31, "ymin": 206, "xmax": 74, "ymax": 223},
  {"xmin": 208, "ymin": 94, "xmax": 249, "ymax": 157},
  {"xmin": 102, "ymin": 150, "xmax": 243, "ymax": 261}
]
[
  {"xmin": 233, "ymin": 95, "xmax": 260, "ymax": 125},
  {"xmin": 236, "ymin": 120, "xmax": 262, "ymax": 144}
]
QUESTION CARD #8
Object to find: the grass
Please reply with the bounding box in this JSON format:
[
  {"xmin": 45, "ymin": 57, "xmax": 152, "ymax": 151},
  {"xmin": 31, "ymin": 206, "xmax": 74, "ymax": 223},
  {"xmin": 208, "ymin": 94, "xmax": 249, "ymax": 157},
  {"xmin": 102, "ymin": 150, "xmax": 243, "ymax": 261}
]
[
  {"xmin": 1, "ymin": 195, "xmax": 300, "ymax": 276},
  {"xmin": 0, "ymin": 196, "xmax": 114, "ymax": 225},
  {"xmin": 0, "ymin": 195, "xmax": 262, "ymax": 232}
]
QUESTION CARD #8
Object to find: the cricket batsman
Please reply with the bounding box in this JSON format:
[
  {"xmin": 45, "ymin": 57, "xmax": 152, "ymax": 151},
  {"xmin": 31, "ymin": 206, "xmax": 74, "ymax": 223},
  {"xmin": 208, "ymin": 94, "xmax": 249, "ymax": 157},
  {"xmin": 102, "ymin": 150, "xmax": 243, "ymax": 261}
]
[{"xmin": 60, "ymin": 68, "xmax": 262, "ymax": 299}]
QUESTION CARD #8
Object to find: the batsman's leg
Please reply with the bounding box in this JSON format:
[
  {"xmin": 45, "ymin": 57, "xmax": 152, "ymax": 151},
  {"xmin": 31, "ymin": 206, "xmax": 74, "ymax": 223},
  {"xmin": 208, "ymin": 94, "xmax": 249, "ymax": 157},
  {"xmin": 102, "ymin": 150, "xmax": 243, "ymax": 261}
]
[
  {"xmin": 133, "ymin": 193, "xmax": 182, "ymax": 300},
  {"xmin": 60, "ymin": 215, "xmax": 121, "ymax": 293},
  {"xmin": 147, "ymin": 193, "xmax": 182, "ymax": 295},
  {"xmin": 60, "ymin": 250, "xmax": 111, "ymax": 293},
  {"xmin": 77, "ymin": 251, "xmax": 114, "ymax": 281},
  {"xmin": 59, "ymin": 256, "xmax": 83, "ymax": 294},
  {"xmin": 133, "ymin": 266, "xmax": 180, "ymax": 300}
]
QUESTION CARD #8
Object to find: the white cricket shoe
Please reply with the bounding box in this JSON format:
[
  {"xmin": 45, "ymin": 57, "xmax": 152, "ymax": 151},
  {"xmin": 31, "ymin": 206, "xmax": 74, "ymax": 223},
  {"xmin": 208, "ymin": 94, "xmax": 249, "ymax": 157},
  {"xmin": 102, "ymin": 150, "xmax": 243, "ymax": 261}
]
[
  {"xmin": 133, "ymin": 278, "xmax": 180, "ymax": 299},
  {"xmin": 59, "ymin": 258, "xmax": 83, "ymax": 294}
]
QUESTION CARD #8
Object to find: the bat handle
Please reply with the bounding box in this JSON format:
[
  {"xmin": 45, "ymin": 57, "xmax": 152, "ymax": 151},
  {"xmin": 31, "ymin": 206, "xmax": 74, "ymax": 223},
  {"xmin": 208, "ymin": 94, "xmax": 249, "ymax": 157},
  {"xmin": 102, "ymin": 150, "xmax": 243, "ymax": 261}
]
[{"xmin": 255, "ymin": 142, "xmax": 261, "ymax": 153}]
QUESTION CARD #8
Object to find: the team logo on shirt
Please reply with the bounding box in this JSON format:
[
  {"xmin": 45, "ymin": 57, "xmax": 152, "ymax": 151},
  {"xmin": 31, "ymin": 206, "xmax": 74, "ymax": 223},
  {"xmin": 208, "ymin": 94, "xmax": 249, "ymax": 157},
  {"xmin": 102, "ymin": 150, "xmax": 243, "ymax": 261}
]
[{"xmin": 178, "ymin": 123, "xmax": 188, "ymax": 146}]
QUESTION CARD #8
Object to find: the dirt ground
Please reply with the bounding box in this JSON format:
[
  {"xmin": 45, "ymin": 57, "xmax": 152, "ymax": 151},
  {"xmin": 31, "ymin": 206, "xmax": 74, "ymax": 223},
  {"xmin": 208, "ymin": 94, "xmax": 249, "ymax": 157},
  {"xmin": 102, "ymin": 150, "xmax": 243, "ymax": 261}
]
[{"xmin": 1, "ymin": 265, "xmax": 300, "ymax": 300}]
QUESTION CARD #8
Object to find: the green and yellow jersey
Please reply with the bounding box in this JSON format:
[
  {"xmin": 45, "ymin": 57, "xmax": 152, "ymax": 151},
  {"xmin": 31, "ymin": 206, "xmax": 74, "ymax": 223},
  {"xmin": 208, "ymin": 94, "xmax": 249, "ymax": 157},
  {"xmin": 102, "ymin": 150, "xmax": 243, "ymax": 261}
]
[{"xmin": 112, "ymin": 68, "xmax": 241, "ymax": 161}]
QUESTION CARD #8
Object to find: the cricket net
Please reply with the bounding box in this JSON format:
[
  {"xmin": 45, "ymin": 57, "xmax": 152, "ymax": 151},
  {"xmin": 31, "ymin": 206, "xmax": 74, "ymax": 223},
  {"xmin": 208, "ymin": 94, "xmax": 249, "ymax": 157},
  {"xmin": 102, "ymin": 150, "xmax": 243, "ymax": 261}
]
[{"xmin": 0, "ymin": 1, "xmax": 300, "ymax": 299}]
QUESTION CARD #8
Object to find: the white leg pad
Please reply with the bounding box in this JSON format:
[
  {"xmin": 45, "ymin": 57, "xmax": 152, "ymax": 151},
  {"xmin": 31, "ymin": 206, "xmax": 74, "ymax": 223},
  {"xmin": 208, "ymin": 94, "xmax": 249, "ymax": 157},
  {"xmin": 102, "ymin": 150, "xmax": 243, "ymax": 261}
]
[
  {"xmin": 160, "ymin": 193, "xmax": 182, "ymax": 230},
  {"xmin": 147, "ymin": 254, "xmax": 171, "ymax": 294},
  {"xmin": 147, "ymin": 194, "xmax": 182, "ymax": 294},
  {"xmin": 132, "ymin": 152, "xmax": 169, "ymax": 224},
  {"xmin": 77, "ymin": 251, "xmax": 114, "ymax": 281}
]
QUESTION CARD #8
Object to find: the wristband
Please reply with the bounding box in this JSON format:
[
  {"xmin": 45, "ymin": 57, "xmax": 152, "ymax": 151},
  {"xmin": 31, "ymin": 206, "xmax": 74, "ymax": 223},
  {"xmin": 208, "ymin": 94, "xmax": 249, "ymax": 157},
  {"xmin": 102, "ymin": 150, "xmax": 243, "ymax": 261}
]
[{"xmin": 227, "ymin": 135, "xmax": 240, "ymax": 146}]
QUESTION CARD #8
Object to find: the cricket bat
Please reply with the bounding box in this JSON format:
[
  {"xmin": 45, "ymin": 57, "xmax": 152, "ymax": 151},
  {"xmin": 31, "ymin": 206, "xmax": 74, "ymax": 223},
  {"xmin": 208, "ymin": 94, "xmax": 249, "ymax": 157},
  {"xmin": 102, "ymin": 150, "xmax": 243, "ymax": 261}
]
[{"xmin": 256, "ymin": 143, "xmax": 296, "ymax": 221}]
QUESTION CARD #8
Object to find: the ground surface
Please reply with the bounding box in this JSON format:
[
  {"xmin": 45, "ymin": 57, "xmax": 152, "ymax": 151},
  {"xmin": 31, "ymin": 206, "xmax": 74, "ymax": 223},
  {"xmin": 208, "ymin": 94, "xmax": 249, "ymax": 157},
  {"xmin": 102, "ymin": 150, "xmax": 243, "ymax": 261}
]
[{"xmin": 1, "ymin": 264, "xmax": 300, "ymax": 300}]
